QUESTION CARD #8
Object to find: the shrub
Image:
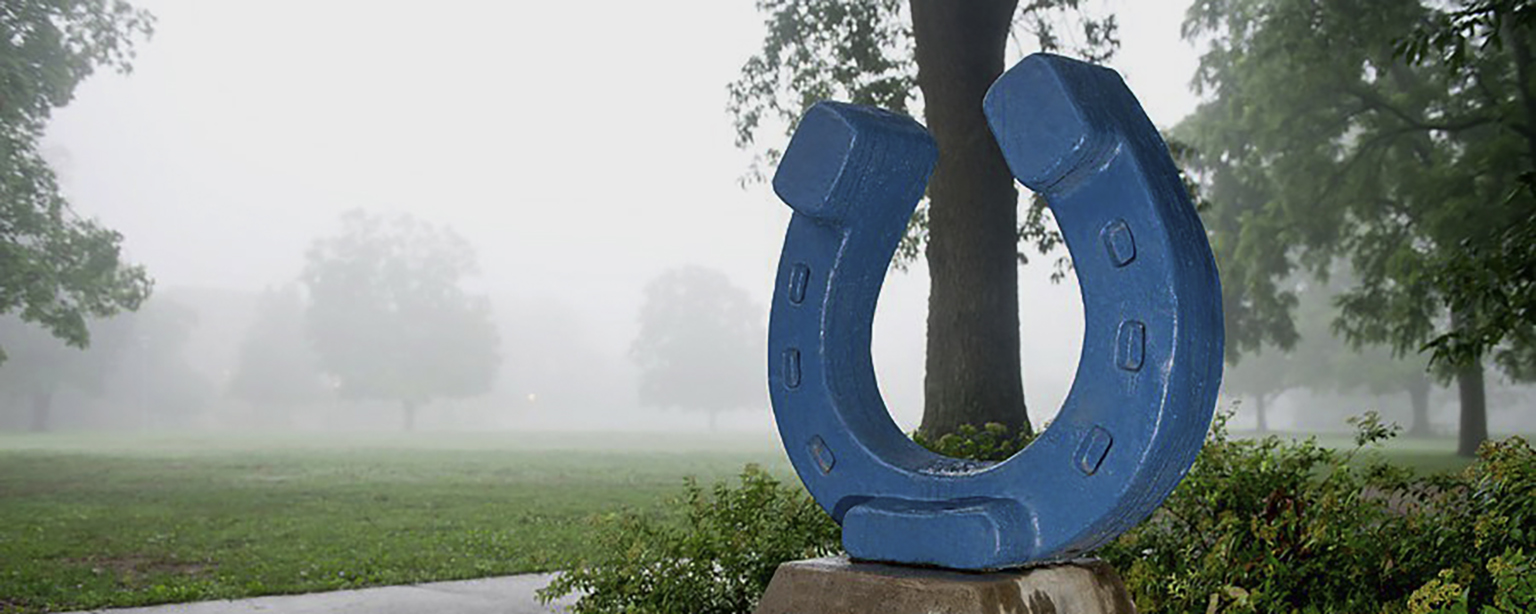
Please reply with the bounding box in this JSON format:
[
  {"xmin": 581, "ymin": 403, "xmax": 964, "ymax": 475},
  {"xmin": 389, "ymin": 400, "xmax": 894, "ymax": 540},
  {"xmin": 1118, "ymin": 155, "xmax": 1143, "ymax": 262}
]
[
  {"xmin": 1098, "ymin": 412, "xmax": 1536, "ymax": 613},
  {"xmin": 1406, "ymin": 548, "xmax": 1535, "ymax": 614},
  {"xmin": 536, "ymin": 465, "xmax": 838, "ymax": 614}
]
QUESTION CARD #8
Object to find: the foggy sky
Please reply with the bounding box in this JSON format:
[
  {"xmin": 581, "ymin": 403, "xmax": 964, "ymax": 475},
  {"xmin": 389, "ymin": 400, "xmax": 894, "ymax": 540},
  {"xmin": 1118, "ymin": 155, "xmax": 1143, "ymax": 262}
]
[{"xmin": 41, "ymin": 0, "xmax": 1202, "ymax": 430}]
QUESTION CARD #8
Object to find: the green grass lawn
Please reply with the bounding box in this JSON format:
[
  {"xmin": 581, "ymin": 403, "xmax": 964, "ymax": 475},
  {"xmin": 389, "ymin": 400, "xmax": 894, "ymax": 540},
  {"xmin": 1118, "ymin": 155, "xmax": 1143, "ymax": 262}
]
[
  {"xmin": 0, "ymin": 431, "xmax": 790, "ymax": 613},
  {"xmin": 0, "ymin": 428, "xmax": 1497, "ymax": 613}
]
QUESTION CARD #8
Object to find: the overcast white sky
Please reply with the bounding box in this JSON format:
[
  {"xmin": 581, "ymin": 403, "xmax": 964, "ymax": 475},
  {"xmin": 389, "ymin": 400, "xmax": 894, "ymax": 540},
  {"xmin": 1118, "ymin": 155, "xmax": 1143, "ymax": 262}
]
[{"xmin": 43, "ymin": 0, "xmax": 1202, "ymax": 429}]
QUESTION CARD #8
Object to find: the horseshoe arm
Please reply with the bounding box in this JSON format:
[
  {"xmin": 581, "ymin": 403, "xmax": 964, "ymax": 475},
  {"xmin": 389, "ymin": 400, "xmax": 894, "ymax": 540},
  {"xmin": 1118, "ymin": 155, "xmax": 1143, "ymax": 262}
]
[
  {"xmin": 982, "ymin": 54, "xmax": 1224, "ymax": 558},
  {"xmin": 768, "ymin": 102, "xmax": 939, "ymax": 516}
]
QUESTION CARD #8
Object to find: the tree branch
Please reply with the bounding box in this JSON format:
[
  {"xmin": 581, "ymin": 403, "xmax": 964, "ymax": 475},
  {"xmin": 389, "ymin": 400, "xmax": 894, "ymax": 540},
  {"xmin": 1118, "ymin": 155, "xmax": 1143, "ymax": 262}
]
[{"xmin": 1344, "ymin": 84, "xmax": 1498, "ymax": 133}]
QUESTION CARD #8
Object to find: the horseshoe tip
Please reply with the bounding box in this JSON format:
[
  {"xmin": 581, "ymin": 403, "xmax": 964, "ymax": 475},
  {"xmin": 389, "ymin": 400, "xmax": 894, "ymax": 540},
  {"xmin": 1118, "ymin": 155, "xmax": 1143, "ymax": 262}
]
[
  {"xmin": 984, "ymin": 53, "xmax": 1132, "ymax": 191},
  {"xmin": 773, "ymin": 101, "xmax": 935, "ymax": 222}
]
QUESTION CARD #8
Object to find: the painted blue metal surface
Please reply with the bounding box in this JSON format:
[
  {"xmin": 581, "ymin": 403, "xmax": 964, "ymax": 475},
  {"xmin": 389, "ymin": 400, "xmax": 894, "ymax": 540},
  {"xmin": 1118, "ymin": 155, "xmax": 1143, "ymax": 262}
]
[{"xmin": 766, "ymin": 53, "xmax": 1225, "ymax": 570}]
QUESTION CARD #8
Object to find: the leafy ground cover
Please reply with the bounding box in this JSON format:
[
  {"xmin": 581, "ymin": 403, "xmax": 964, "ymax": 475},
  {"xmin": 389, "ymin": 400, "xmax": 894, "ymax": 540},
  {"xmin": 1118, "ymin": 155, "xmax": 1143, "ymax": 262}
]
[
  {"xmin": 1100, "ymin": 416, "xmax": 1534, "ymax": 613},
  {"xmin": 0, "ymin": 431, "xmax": 787, "ymax": 613}
]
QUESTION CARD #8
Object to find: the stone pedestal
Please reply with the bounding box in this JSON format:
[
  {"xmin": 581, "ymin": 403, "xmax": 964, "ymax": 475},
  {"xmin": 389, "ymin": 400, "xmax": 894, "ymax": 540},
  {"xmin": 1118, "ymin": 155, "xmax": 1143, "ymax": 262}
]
[{"xmin": 754, "ymin": 556, "xmax": 1136, "ymax": 614}]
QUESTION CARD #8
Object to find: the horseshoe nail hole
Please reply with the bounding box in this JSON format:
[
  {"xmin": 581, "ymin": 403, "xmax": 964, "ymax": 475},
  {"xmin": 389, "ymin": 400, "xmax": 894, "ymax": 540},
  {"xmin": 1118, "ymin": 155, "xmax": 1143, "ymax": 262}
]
[
  {"xmin": 871, "ymin": 196, "xmax": 1084, "ymax": 461},
  {"xmin": 788, "ymin": 263, "xmax": 811, "ymax": 305},
  {"xmin": 1101, "ymin": 219, "xmax": 1137, "ymax": 267},
  {"xmin": 1116, "ymin": 320, "xmax": 1146, "ymax": 372},
  {"xmin": 1075, "ymin": 426, "xmax": 1113, "ymax": 475},
  {"xmin": 809, "ymin": 435, "xmax": 836, "ymax": 474},
  {"xmin": 782, "ymin": 348, "xmax": 802, "ymax": 389}
]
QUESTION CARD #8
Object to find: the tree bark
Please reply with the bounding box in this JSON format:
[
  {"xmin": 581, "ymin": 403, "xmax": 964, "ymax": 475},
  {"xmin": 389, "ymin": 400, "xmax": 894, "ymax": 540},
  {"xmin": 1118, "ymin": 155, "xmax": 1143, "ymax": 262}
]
[
  {"xmin": 912, "ymin": 0, "xmax": 1030, "ymax": 439},
  {"xmin": 1407, "ymin": 372, "xmax": 1432, "ymax": 437},
  {"xmin": 1254, "ymin": 393, "xmax": 1269, "ymax": 433},
  {"xmin": 1455, "ymin": 358, "xmax": 1488, "ymax": 457},
  {"xmin": 29, "ymin": 392, "xmax": 52, "ymax": 433},
  {"xmin": 402, "ymin": 399, "xmax": 417, "ymax": 432},
  {"xmin": 1449, "ymin": 311, "xmax": 1489, "ymax": 457}
]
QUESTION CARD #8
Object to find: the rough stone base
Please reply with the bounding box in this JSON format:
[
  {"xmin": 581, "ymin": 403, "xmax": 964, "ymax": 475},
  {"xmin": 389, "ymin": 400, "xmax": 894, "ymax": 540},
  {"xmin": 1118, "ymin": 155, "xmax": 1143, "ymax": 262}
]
[{"xmin": 754, "ymin": 556, "xmax": 1136, "ymax": 614}]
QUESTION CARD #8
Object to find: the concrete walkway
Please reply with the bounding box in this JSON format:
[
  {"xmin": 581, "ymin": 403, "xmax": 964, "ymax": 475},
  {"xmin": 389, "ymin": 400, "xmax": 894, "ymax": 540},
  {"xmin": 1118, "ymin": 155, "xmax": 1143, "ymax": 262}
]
[{"xmin": 59, "ymin": 573, "xmax": 575, "ymax": 614}]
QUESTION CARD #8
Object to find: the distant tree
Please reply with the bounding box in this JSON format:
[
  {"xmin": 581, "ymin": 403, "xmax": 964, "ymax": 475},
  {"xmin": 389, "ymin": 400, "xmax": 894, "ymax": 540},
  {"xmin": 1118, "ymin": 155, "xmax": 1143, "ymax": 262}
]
[
  {"xmin": 0, "ymin": 315, "xmax": 126, "ymax": 431},
  {"xmin": 0, "ymin": 294, "xmax": 204, "ymax": 431},
  {"xmin": 630, "ymin": 266, "xmax": 764, "ymax": 431},
  {"xmin": 1223, "ymin": 274, "xmax": 1445, "ymax": 435},
  {"xmin": 729, "ymin": 0, "xmax": 1117, "ymax": 440},
  {"xmin": 1289, "ymin": 275, "xmax": 1443, "ymax": 436},
  {"xmin": 0, "ymin": 1, "xmax": 155, "ymax": 359},
  {"xmin": 1222, "ymin": 347, "xmax": 1292, "ymax": 433},
  {"xmin": 227, "ymin": 285, "xmax": 328, "ymax": 408},
  {"xmin": 105, "ymin": 296, "xmax": 212, "ymax": 426},
  {"xmin": 1328, "ymin": 345, "xmax": 1439, "ymax": 437},
  {"xmin": 301, "ymin": 210, "xmax": 500, "ymax": 431}
]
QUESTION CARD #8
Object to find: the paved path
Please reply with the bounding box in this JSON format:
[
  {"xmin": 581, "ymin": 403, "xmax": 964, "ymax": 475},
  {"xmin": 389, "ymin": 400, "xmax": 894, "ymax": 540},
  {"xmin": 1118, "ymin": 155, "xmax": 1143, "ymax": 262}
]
[{"xmin": 59, "ymin": 573, "xmax": 575, "ymax": 614}]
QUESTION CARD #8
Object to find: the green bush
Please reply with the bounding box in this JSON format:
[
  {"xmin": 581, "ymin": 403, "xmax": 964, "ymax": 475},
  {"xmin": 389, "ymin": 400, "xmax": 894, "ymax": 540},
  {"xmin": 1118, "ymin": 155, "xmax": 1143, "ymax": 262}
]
[
  {"xmin": 911, "ymin": 422, "xmax": 1036, "ymax": 461},
  {"xmin": 1098, "ymin": 412, "xmax": 1536, "ymax": 613},
  {"xmin": 541, "ymin": 416, "xmax": 1534, "ymax": 614},
  {"xmin": 1407, "ymin": 548, "xmax": 1535, "ymax": 614},
  {"xmin": 536, "ymin": 464, "xmax": 838, "ymax": 614}
]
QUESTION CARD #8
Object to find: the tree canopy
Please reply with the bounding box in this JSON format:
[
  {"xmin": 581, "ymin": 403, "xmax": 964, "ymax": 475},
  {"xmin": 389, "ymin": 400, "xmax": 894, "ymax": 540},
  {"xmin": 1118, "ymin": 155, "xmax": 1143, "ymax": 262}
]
[
  {"xmin": 1178, "ymin": 0, "xmax": 1535, "ymax": 454},
  {"xmin": 728, "ymin": 0, "xmax": 1117, "ymax": 267},
  {"xmin": 1394, "ymin": 0, "xmax": 1536, "ymax": 374},
  {"xmin": 0, "ymin": 0, "xmax": 155, "ymax": 360},
  {"xmin": 301, "ymin": 210, "xmax": 500, "ymax": 431},
  {"xmin": 630, "ymin": 266, "xmax": 764, "ymax": 431},
  {"xmin": 728, "ymin": 0, "xmax": 1116, "ymax": 170}
]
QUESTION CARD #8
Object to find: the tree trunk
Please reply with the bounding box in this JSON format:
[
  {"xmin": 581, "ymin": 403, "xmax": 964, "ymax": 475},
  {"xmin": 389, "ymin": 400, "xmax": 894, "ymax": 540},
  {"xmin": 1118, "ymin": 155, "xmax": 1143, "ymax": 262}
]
[
  {"xmin": 402, "ymin": 400, "xmax": 417, "ymax": 432},
  {"xmin": 912, "ymin": 0, "xmax": 1030, "ymax": 439},
  {"xmin": 1254, "ymin": 393, "xmax": 1269, "ymax": 433},
  {"xmin": 1449, "ymin": 311, "xmax": 1489, "ymax": 457},
  {"xmin": 29, "ymin": 392, "xmax": 52, "ymax": 433},
  {"xmin": 707, "ymin": 410, "xmax": 719, "ymax": 432},
  {"xmin": 1407, "ymin": 373, "xmax": 1432, "ymax": 437},
  {"xmin": 1455, "ymin": 358, "xmax": 1488, "ymax": 457}
]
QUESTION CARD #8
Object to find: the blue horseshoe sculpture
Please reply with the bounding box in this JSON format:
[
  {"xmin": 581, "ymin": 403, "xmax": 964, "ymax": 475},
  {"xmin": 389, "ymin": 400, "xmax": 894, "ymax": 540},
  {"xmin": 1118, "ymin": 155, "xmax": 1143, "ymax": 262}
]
[{"xmin": 767, "ymin": 53, "xmax": 1224, "ymax": 570}]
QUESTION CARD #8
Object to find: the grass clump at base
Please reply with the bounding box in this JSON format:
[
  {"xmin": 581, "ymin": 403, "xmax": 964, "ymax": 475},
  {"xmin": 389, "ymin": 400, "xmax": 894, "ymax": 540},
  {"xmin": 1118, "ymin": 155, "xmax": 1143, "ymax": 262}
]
[{"xmin": 911, "ymin": 422, "xmax": 1036, "ymax": 462}]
